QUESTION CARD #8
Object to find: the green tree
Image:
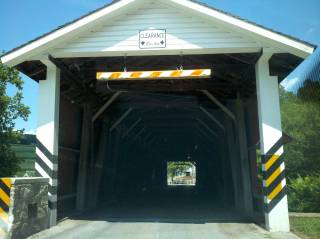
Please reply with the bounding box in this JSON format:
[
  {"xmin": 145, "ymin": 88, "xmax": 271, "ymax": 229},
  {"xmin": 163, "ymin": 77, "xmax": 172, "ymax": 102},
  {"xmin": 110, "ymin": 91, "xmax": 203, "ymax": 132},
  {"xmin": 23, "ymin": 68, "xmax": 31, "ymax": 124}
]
[
  {"xmin": 287, "ymin": 174, "xmax": 320, "ymax": 212},
  {"xmin": 280, "ymin": 86, "xmax": 320, "ymax": 177},
  {"xmin": 280, "ymin": 82, "xmax": 320, "ymax": 212},
  {"xmin": 167, "ymin": 162, "xmax": 195, "ymax": 180},
  {"xmin": 0, "ymin": 60, "xmax": 30, "ymax": 177}
]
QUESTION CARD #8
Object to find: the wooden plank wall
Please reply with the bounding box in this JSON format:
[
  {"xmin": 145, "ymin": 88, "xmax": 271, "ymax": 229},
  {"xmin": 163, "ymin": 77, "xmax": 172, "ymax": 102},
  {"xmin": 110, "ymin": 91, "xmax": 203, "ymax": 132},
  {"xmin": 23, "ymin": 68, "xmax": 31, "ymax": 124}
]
[{"xmin": 58, "ymin": 97, "xmax": 83, "ymax": 216}]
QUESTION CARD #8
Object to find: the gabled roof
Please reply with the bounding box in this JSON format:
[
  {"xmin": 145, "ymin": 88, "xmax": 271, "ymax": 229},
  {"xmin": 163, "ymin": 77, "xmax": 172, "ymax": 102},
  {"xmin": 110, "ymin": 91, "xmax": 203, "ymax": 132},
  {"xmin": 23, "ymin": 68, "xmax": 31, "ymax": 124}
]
[{"xmin": 1, "ymin": 0, "xmax": 316, "ymax": 66}]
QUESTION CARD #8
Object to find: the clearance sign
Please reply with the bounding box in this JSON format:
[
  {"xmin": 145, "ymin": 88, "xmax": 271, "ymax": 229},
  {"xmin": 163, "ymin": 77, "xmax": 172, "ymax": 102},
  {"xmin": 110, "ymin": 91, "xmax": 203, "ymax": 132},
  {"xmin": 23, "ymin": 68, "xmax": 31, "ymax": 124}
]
[{"xmin": 139, "ymin": 29, "xmax": 166, "ymax": 49}]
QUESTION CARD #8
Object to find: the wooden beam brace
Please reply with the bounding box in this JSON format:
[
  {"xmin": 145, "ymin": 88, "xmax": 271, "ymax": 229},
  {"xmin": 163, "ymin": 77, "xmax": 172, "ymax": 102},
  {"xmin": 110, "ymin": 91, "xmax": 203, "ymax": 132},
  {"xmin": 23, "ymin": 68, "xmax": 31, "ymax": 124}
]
[
  {"xmin": 147, "ymin": 136, "xmax": 156, "ymax": 145},
  {"xmin": 195, "ymin": 125, "xmax": 216, "ymax": 143},
  {"xmin": 199, "ymin": 106, "xmax": 225, "ymax": 131},
  {"xmin": 193, "ymin": 130, "xmax": 216, "ymax": 154},
  {"xmin": 133, "ymin": 127, "xmax": 146, "ymax": 141},
  {"xmin": 142, "ymin": 132, "xmax": 153, "ymax": 142},
  {"xmin": 92, "ymin": 92, "xmax": 122, "ymax": 122},
  {"xmin": 48, "ymin": 55, "xmax": 100, "ymax": 105},
  {"xmin": 48, "ymin": 55, "xmax": 84, "ymax": 89},
  {"xmin": 110, "ymin": 107, "xmax": 133, "ymax": 132},
  {"xmin": 202, "ymin": 90, "xmax": 236, "ymax": 121},
  {"xmin": 125, "ymin": 118, "xmax": 142, "ymax": 137},
  {"xmin": 196, "ymin": 118, "xmax": 218, "ymax": 138}
]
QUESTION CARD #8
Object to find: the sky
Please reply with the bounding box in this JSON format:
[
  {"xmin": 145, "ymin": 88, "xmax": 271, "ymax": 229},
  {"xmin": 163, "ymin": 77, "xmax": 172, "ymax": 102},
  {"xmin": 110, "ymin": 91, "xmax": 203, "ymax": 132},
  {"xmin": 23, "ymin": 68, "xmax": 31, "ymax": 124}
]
[{"xmin": 1, "ymin": 0, "xmax": 320, "ymax": 134}]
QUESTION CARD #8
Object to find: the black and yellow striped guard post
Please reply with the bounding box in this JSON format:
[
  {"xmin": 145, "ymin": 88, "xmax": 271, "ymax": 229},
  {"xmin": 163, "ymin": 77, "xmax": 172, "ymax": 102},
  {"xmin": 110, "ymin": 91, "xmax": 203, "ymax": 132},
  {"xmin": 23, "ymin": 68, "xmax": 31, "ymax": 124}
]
[
  {"xmin": 0, "ymin": 178, "xmax": 12, "ymax": 237},
  {"xmin": 262, "ymin": 137, "xmax": 287, "ymax": 213}
]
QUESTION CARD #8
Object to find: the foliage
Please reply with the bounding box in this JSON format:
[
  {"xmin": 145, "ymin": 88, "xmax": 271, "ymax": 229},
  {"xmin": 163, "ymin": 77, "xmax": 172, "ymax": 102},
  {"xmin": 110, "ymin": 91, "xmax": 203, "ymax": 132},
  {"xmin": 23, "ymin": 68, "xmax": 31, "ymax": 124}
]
[
  {"xmin": 167, "ymin": 161, "xmax": 195, "ymax": 179},
  {"xmin": 287, "ymin": 175, "xmax": 320, "ymax": 212},
  {"xmin": 280, "ymin": 80, "xmax": 320, "ymax": 213},
  {"xmin": 0, "ymin": 60, "xmax": 30, "ymax": 177},
  {"xmin": 290, "ymin": 217, "xmax": 320, "ymax": 239},
  {"xmin": 280, "ymin": 84, "xmax": 320, "ymax": 178}
]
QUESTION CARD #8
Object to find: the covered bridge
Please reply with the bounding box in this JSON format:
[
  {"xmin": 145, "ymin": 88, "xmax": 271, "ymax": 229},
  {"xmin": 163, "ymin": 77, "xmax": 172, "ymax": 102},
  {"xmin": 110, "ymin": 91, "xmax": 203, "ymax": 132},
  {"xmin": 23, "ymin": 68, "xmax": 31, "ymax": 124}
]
[{"xmin": 1, "ymin": 0, "xmax": 316, "ymax": 234}]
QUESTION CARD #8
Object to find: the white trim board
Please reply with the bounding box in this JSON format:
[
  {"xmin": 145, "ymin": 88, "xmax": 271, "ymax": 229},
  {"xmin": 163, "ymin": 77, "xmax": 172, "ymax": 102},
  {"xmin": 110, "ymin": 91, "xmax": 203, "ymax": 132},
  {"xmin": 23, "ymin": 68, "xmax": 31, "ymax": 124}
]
[{"xmin": 0, "ymin": 0, "xmax": 315, "ymax": 66}]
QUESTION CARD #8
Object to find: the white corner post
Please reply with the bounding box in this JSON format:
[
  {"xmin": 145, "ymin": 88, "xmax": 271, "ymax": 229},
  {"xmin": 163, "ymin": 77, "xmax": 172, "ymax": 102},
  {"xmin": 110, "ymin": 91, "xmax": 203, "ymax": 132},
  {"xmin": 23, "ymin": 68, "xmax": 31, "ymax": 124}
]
[
  {"xmin": 255, "ymin": 51, "xmax": 289, "ymax": 232},
  {"xmin": 35, "ymin": 59, "xmax": 60, "ymax": 227}
]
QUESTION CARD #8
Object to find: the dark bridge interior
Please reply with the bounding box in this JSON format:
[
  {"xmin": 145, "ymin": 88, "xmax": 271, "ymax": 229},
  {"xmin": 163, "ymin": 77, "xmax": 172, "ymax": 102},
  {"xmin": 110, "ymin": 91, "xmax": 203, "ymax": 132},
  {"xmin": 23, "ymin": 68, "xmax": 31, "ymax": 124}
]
[
  {"xmin": 97, "ymin": 92, "xmax": 235, "ymax": 222},
  {"xmin": 53, "ymin": 53, "xmax": 299, "ymax": 224},
  {"xmin": 58, "ymin": 90, "xmax": 261, "ymax": 223}
]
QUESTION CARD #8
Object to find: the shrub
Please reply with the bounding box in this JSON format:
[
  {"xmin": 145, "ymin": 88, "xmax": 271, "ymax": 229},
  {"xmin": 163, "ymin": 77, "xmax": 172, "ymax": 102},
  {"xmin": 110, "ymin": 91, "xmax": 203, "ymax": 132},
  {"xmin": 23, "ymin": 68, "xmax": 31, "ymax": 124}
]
[
  {"xmin": 288, "ymin": 174, "xmax": 320, "ymax": 212},
  {"xmin": 0, "ymin": 144, "xmax": 21, "ymax": 177}
]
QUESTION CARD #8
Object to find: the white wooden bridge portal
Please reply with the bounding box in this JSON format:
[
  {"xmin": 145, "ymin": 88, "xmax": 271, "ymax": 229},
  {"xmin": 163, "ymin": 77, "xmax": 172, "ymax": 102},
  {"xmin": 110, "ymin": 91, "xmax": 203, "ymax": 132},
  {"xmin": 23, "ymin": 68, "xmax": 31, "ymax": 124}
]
[{"xmin": 1, "ymin": 0, "xmax": 316, "ymax": 235}]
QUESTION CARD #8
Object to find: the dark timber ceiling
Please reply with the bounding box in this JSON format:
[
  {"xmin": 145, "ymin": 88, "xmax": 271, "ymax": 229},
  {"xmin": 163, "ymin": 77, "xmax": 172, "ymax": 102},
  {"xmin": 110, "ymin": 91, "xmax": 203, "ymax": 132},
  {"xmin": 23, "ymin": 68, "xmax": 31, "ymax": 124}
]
[
  {"xmin": 16, "ymin": 53, "xmax": 303, "ymax": 111},
  {"xmin": 100, "ymin": 91, "xmax": 226, "ymax": 156}
]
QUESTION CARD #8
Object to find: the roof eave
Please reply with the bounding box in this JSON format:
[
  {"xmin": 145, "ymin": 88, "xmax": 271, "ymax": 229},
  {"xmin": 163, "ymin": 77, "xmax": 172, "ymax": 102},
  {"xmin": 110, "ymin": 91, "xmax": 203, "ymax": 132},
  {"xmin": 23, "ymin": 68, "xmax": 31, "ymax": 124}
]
[
  {"xmin": 1, "ymin": 0, "xmax": 137, "ymax": 67},
  {"xmin": 1, "ymin": 0, "xmax": 316, "ymax": 67},
  {"xmin": 169, "ymin": 0, "xmax": 315, "ymax": 58}
]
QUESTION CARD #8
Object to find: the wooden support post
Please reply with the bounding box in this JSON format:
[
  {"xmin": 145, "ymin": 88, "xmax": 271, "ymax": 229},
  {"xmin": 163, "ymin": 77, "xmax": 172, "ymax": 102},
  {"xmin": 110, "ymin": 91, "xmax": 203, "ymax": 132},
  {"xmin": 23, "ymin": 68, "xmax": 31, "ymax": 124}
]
[
  {"xmin": 224, "ymin": 110, "xmax": 243, "ymax": 211},
  {"xmin": 109, "ymin": 131, "xmax": 121, "ymax": 199},
  {"xmin": 76, "ymin": 104, "xmax": 92, "ymax": 211},
  {"xmin": 90, "ymin": 121, "xmax": 110, "ymax": 207},
  {"xmin": 35, "ymin": 59, "xmax": 60, "ymax": 227},
  {"xmin": 219, "ymin": 134, "xmax": 230, "ymax": 205},
  {"xmin": 235, "ymin": 99, "xmax": 254, "ymax": 217}
]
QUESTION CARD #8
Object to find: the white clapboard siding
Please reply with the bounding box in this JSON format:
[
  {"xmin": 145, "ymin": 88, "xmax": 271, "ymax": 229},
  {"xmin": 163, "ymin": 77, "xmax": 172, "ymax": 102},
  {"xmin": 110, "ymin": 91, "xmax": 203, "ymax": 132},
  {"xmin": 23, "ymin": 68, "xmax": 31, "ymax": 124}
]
[{"xmin": 53, "ymin": 1, "xmax": 263, "ymax": 56}]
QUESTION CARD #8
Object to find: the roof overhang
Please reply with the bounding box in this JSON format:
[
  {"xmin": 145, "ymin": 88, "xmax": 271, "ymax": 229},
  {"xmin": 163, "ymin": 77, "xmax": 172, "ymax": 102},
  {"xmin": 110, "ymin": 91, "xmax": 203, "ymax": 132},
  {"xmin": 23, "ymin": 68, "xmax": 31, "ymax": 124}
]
[
  {"xmin": 0, "ymin": 0, "xmax": 316, "ymax": 67},
  {"xmin": 171, "ymin": 0, "xmax": 315, "ymax": 58},
  {"xmin": 1, "ymin": 0, "xmax": 137, "ymax": 66}
]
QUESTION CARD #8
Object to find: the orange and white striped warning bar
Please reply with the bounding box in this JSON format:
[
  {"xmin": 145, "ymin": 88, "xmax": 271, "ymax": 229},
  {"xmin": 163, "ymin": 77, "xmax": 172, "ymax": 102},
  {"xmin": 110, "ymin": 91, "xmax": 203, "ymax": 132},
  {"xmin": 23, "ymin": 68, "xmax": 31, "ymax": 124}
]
[{"xmin": 97, "ymin": 69, "xmax": 211, "ymax": 81}]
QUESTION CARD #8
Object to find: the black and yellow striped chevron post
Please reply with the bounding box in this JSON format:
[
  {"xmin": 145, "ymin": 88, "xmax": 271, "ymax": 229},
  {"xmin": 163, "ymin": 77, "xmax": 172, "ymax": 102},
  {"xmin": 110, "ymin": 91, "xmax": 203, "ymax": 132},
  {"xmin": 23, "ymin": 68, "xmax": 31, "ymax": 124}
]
[
  {"xmin": 0, "ymin": 178, "xmax": 12, "ymax": 237},
  {"xmin": 262, "ymin": 137, "xmax": 287, "ymax": 213}
]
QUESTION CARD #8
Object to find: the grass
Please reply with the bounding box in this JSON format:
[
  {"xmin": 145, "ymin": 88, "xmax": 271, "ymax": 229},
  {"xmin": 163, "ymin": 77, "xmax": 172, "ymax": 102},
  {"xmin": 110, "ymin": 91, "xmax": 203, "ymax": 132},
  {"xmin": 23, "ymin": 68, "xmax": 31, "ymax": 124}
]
[{"xmin": 290, "ymin": 216, "xmax": 320, "ymax": 239}]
